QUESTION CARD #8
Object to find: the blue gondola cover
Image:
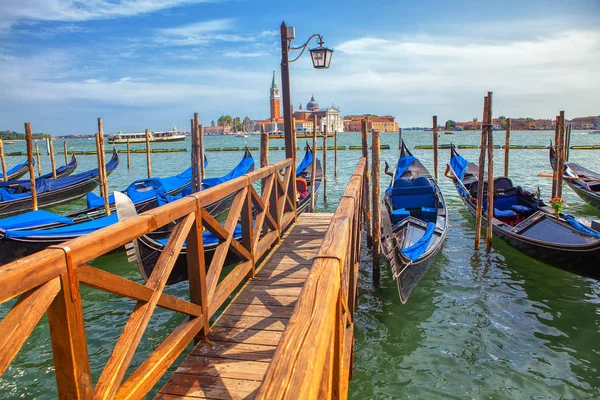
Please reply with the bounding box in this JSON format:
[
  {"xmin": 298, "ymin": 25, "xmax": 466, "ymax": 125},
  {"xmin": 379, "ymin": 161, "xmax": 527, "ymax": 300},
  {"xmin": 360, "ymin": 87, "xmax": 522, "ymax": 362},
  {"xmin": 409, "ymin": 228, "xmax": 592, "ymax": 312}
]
[
  {"xmin": 565, "ymin": 215, "xmax": 600, "ymax": 239},
  {"xmin": 401, "ymin": 222, "xmax": 436, "ymax": 261},
  {"xmin": 0, "ymin": 210, "xmax": 74, "ymax": 230}
]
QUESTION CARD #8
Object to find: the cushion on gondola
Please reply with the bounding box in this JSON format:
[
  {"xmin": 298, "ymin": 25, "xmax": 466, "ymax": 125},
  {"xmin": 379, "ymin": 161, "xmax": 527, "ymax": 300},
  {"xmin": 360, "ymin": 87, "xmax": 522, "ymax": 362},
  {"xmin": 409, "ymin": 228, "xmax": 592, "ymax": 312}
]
[
  {"xmin": 401, "ymin": 222, "xmax": 436, "ymax": 262},
  {"xmin": 494, "ymin": 209, "xmax": 517, "ymax": 219},
  {"xmin": 0, "ymin": 210, "xmax": 73, "ymax": 230},
  {"xmin": 511, "ymin": 205, "xmax": 533, "ymax": 214},
  {"xmin": 391, "ymin": 208, "xmax": 410, "ymax": 223},
  {"xmin": 421, "ymin": 207, "xmax": 437, "ymax": 223},
  {"xmin": 391, "ymin": 178, "xmax": 435, "ymax": 210}
]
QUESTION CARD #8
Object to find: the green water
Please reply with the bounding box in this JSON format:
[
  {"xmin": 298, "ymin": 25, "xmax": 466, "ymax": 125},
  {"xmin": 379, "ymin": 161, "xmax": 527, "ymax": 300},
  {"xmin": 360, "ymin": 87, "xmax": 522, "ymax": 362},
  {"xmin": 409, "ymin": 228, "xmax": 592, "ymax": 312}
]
[{"xmin": 1, "ymin": 131, "xmax": 599, "ymax": 399}]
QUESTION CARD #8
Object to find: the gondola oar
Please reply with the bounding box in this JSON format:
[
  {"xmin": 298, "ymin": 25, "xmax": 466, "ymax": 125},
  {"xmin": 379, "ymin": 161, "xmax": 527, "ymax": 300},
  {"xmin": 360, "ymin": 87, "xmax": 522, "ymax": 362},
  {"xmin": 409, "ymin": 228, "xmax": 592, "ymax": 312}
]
[{"xmin": 537, "ymin": 173, "xmax": 600, "ymax": 183}]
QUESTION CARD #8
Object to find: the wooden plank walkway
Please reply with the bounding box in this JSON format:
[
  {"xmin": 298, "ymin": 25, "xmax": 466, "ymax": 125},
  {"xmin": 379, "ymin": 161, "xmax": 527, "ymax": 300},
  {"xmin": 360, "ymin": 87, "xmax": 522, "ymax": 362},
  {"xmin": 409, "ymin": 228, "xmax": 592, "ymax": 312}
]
[{"xmin": 156, "ymin": 213, "xmax": 334, "ymax": 399}]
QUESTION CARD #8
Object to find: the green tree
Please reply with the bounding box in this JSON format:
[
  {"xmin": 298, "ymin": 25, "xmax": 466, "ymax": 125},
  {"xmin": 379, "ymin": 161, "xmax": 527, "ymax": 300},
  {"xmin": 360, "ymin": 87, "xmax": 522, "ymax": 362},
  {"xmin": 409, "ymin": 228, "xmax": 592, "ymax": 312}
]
[
  {"xmin": 217, "ymin": 115, "xmax": 233, "ymax": 126},
  {"xmin": 472, "ymin": 117, "xmax": 479, "ymax": 124},
  {"xmin": 445, "ymin": 120, "xmax": 456, "ymax": 129},
  {"xmin": 243, "ymin": 116, "xmax": 251, "ymax": 132},
  {"xmin": 211, "ymin": 120, "xmax": 215, "ymax": 127}
]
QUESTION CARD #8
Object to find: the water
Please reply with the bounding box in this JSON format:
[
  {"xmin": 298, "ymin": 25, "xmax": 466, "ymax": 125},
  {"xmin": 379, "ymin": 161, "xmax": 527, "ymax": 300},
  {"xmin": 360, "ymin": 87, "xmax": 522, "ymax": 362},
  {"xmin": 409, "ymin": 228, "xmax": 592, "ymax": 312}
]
[{"xmin": 1, "ymin": 131, "xmax": 599, "ymax": 399}]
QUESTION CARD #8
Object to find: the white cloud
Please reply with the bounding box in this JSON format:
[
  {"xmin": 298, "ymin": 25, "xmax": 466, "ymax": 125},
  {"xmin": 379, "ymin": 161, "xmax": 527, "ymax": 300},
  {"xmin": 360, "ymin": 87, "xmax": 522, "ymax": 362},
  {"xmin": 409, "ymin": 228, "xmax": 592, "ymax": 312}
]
[
  {"xmin": 223, "ymin": 50, "xmax": 268, "ymax": 58},
  {"xmin": 0, "ymin": 0, "xmax": 211, "ymax": 32},
  {"xmin": 155, "ymin": 19, "xmax": 258, "ymax": 46},
  {"xmin": 159, "ymin": 18, "xmax": 233, "ymax": 36}
]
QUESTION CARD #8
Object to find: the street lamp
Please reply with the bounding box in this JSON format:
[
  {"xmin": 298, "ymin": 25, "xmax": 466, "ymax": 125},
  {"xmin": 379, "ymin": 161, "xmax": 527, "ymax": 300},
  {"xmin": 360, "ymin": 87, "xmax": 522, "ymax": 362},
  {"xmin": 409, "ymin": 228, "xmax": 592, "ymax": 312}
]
[{"xmin": 280, "ymin": 22, "xmax": 333, "ymax": 163}]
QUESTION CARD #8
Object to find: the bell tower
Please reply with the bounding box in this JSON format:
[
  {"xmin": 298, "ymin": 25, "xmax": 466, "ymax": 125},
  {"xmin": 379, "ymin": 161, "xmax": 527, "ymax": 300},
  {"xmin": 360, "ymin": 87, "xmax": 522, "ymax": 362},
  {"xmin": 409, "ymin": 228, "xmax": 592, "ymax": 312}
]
[{"xmin": 269, "ymin": 71, "xmax": 281, "ymax": 120}]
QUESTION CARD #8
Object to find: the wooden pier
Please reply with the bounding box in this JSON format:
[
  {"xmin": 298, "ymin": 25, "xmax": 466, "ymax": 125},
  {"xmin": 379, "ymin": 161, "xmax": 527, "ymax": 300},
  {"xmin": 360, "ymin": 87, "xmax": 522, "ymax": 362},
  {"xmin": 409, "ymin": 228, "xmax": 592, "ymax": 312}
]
[
  {"xmin": 0, "ymin": 156, "xmax": 366, "ymax": 399},
  {"xmin": 157, "ymin": 213, "xmax": 332, "ymax": 399}
]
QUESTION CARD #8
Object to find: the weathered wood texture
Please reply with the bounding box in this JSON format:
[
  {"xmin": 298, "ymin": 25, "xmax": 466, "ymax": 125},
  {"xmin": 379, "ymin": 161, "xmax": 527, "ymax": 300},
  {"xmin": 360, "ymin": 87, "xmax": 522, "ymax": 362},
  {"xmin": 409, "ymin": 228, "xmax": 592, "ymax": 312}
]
[
  {"xmin": 24, "ymin": 123, "xmax": 38, "ymax": 211},
  {"xmin": 0, "ymin": 139, "xmax": 7, "ymax": 182},
  {"xmin": 504, "ymin": 118, "xmax": 511, "ymax": 177},
  {"xmin": 432, "ymin": 116, "xmax": 438, "ymax": 180},
  {"xmin": 474, "ymin": 96, "xmax": 488, "ymax": 249},
  {"xmin": 257, "ymin": 159, "xmax": 366, "ymax": 400},
  {"xmin": 49, "ymin": 137, "xmax": 57, "ymax": 179},
  {"xmin": 485, "ymin": 92, "xmax": 494, "ymax": 251},
  {"xmin": 157, "ymin": 213, "xmax": 333, "ymax": 399},
  {"xmin": 98, "ymin": 118, "xmax": 111, "ymax": 216},
  {"xmin": 0, "ymin": 155, "xmax": 297, "ymax": 400},
  {"xmin": 35, "ymin": 142, "xmax": 42, "ymax": 176}
]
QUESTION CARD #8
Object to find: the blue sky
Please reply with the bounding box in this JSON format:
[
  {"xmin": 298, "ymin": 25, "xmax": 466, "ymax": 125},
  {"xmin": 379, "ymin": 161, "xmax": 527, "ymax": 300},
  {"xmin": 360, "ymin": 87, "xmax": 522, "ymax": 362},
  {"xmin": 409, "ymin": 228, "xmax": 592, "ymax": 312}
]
[{"xmin": 0, "ymin": 0, "xmax": 599, "ymax": 134}]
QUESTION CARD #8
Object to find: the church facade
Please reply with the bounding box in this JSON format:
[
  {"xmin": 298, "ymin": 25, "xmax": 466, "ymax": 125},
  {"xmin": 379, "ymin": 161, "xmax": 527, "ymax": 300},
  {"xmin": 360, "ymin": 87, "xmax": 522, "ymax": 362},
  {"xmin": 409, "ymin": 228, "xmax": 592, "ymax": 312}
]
[{"xmin": 253, "ymin": 72, "xmax": 344, "ymax": 134}]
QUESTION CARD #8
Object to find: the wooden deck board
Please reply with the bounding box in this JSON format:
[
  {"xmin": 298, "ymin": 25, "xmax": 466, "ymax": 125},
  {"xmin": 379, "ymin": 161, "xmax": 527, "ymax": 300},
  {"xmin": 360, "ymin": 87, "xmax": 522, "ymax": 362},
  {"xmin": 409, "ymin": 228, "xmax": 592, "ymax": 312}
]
[{"xmin": 156, "ymin": 213, "xmax": 333, "ymax": 399}]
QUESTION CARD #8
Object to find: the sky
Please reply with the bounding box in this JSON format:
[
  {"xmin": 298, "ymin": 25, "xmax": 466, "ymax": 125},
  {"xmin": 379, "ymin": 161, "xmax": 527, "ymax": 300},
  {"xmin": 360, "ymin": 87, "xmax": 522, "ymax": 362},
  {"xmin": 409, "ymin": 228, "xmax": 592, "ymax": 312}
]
[{"xmin": 0, "ymin": 0, "xmax": 599, "ymax": 134}]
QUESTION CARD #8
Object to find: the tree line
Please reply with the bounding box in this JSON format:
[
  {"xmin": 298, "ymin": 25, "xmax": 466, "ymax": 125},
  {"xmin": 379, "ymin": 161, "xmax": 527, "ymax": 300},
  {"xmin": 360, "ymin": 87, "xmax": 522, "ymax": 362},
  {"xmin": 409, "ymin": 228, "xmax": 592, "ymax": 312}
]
[
  {"xmin": 214, "ymin": 115, "xmax": 252, "ymax": 132},
  {"xmin": 1, "ymin": 130, "xmax": 51, "ymax": 140}
]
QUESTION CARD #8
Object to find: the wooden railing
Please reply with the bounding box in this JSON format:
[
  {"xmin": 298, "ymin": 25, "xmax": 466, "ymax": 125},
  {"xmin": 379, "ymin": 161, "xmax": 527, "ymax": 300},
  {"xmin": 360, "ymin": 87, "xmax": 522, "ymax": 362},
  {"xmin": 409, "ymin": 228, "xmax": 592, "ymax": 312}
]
[
  {"xmin": 0, "ymin": 158, "xmax": 297, "ymax": 399},
  {"xmin": 257, "ymin": 158, "xmax": 367, "ymax": 400}
]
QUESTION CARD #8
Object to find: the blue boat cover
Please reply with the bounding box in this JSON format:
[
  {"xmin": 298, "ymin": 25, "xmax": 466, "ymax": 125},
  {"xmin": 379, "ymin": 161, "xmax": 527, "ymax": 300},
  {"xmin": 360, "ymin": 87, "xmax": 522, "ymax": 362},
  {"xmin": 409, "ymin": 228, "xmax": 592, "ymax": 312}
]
[
  {"xmin": 0, "ymin": 154, "xmax": 118, "ymax": 202},
  {"xmin": 86, "ymin": 168, "xmax": 192, "ymax": 208},
  {"xmin": 393, "ymin": 156, "xmax": 416, "ymax": 184},
  {"xmin": 401, "ymin": 222, "xmax": 436, "ymax": 262},
  {"xmin": 0, "ymin": 160, "xmax": 31, "ymax": 179},
  {"xmin": 4, "ymin": 214, "xmax": 118, "ymax": 239},
  {"xmin": 565, "ymin": 215, "xmax": 600, "ymax": 239},
  {"xmin": 0, "ymin": 210, "xmax": 73, "ymax": 231},
  {"xmin": 202, "ymin": 154, "xmax": 254, "ymax": 189},
  {"xmin": 296, "ymin": 149, "xmax": 313, "ymax": 176},
  {"xmin": 450, "ymin": 153, "xmax": 469, "ymax": 181},
  {"xmin": 156, "ymin": 225, "xmax": 243, "ymax": 247}
]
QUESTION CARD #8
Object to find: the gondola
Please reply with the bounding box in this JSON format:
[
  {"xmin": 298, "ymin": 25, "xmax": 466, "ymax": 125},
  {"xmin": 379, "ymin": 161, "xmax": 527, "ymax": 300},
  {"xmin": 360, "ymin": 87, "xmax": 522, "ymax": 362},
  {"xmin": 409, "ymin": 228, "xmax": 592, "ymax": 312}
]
[
  {"xmin": 550, "ymin": 145, "xmax": 600, "ymax": 209},
  {"xmin": 39, "ymin": 154, "xmax": 78, "ymax": 180},
  {"xmin": 446, "ymin": 145, "xmax": 600, "ymax": 277},
  {"xmin": 0, "ymin": 149, "xmax": 119, "ymax": 218},
  {"xmin": 130, "ymin": 144, "xmax": 321, "ymax": 285},
  {"xmin": 0, "ymin": 152, "xmax": 250, "ymax": 265},
  {"xmin": 380, "ymin": 140, "xmax": 448, "ymax": 303},
  {"xmin": 0, "ymin": 159, "xmax": 33, "ymax": 181}
]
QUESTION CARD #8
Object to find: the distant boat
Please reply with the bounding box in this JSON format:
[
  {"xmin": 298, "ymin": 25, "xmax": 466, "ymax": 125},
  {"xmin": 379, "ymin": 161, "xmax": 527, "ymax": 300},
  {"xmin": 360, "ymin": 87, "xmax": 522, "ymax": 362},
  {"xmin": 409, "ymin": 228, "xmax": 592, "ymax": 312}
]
[
  {"xmin": 108, "ymin": 126, "xmax": 185, "ymax": 144},
  {"xmin": 444, "ymin": 131, "xmax": 455, "ymax": 135},
  {"xmin": 589, "ymin": 131, "xmax": 600, "ymax": 135}
]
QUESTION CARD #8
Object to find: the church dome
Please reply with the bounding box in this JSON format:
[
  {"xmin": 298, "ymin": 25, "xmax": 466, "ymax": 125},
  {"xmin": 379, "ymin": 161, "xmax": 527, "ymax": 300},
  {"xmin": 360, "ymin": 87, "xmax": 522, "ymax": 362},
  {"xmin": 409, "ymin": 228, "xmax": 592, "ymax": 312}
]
[{"xmin": 306, "ymin": 95, "xmax": 319, "ymax": 111}]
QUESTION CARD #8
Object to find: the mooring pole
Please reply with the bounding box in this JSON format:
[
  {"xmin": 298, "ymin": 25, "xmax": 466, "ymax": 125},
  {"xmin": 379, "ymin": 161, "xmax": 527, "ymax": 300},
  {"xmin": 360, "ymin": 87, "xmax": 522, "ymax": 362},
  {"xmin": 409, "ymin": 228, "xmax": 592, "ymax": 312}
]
[
  {"xmin": 474, "ymin": 96, "xmax": 489, "ymax": 250},
  {"xmin": 25, "ymin": 123, "xmax": 38, "ymax": 211},
  {"xmin": 504, "ymin": 118, "xmax": 511, "ymax": 177},
  {"xmin": 311, "ymin": 115, "xmax": 317, "ymax": 212},
  {"xmin": 49, "ymin": 138, "xmax": 57, "ymax": 179},
  {"xmin": 98, "ymin": 118, "xmax": 111, "ymax": 216},
  {"xmin": 399, "ymin": 127, "xmax": 403, "ymax": 150},
  {"xmin": 485, "ymin": 92, "xmax": 494, "ymax": 251},
  {"xmin": 127, "ymin": 138, "xmax": 131, "ymax": 169},
  {"xmin": 193, "ymin": 113, "xmax": 203, "ymax": 192},
  {"xmin": 196, "ymin": 119, "xmax": 203, "ymax": 190},
  {"xmin": 334, "ymin": 130, "xmax": 337, "ymax": 177},
  {"xmin": 190, "ymin": 118, "xmax": 197, "ymax": 192},
  {"xmin": 145, "ymin": 128, "xmax": 152, "ymax": 178},
  {"xmin": 260, "ymin": 125, "xmax": 269, "ymax": 168},
  {"xmin": 94, "ymin": 133, "xmax": 105, "ymax": 198},
  {"xmin": 372, "ymin": 130, "xmax": 381, "ymax": 285},
  {"xmin": 0, "ymin": 140, "xmax": 7, "ymax": 182},
  {"xmin": 552, "ymin": 116, "xmax": 559, "ymax": 198},
  {"xmin": 565, "ymin": 123, "xmax": 572, "ymax": 162},
  {"xmin": 362, "ymin": 118, "xmax": 372, "ymax": 246},
  {"xmin": 432, "ymin": 115, "xmax": 438, "ymax": 180},
  {"xmin": 323, "ymin": 124, "xmax": 327, "ymax": 204},
  {"xmin": 35, "ymin": 142, "xmax": 42, "ymax": 176},
  {"xmin": 556, "ymin": 111, "xmax": 565, "ymax": 199},
  {"xmin": 63, "ymin": 141, "xmax": 68, "ymax": 165},
  {"xmin": 200, "ymin": 122, "xmax": 205, "ymax": 179}
]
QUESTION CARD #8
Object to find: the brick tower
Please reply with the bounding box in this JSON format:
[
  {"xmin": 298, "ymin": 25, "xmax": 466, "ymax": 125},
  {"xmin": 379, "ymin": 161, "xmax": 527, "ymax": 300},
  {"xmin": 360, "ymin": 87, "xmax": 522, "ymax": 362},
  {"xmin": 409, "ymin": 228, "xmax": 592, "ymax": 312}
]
[{"xmin": 269, "ymin": 71, "xmax": 281, "ymax": 120}]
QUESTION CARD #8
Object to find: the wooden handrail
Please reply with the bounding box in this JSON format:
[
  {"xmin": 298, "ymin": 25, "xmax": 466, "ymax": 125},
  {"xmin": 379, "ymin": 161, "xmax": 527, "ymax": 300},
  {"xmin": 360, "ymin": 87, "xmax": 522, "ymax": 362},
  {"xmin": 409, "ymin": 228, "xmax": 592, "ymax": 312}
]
[
  {"xmin": 257, "ymin": 158, "xmax": 367, "ymax": 400},
  {"xmin": 0, "ymin": 157, "xmax": 297, "ymax": 399}
]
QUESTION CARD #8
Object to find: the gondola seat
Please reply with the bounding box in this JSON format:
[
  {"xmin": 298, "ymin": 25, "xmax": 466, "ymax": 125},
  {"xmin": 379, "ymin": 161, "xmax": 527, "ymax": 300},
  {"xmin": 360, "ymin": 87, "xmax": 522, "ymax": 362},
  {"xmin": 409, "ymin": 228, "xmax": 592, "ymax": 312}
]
[
  {"xmin": 421, "ymin": 207, "xmax": 437, "ymax": 223},
  {"xmin": 511, "ymin": 205, "xmax": 533, "ymax": 214},
  {"xmin": 494, "ymin": 209, "xmax": 517, "ymax": 219},
  {"xmin": 391, "ymin": 208, "xmax": 410, "ymax": 223},
  {"xmin": 391, "ymin": 178, "xmax": 435, "ymax": 210}
]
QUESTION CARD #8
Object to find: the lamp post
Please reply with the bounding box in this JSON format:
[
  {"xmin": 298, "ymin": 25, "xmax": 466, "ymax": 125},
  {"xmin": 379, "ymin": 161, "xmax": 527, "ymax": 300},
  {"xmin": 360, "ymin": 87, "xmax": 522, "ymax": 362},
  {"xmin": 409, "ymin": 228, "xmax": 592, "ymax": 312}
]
[{"xmin": 279, "ymin": 21, "xmax": 333, "ymax": 163}]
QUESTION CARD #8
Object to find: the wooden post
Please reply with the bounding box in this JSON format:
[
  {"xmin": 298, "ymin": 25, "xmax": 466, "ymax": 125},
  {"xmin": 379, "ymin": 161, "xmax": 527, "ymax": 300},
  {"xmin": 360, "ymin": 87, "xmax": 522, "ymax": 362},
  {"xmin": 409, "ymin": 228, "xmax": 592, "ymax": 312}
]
[
  {"xmin": 362, "ymin": 118, "xmax": 372, "ymax": 246},
  {"xmin": 474, "ymin": 96, "xmax": 488, "ymax": 249},
  {"xmin": 504, "ymin": 118, "xmax": 511, "ymax": 177},
  {"xmin": 260, "ymin": 125, "xmax": 269, "ymax": 168},
  {"xmin": 35, "ymin": 142, "xmax": 42, "ymax": 176},
  {"xmin": 200, "ymin": 122, "xmax": 205, "ymax": 179},
  {"xmin": 0, "ymin": 139, "xmax": 7, "ymax": 182},
  {"xmin": 49, "ymin": 138, "xmax": 57, "ymax": 179},
  {"xmin": 94, "ymin": 134, "xmax": 105, "ymax": 198},
  {"xmin": 25, "ymin": 123, "xmax": 38, "ymax": 211},
  {"xmin": 399, "ymin": 127, "xmax": 402, "ymax": 150},
  {"xmin": 311, "ymin": 115, "xmax": 317, "ymax": 212},
  {"xmin": 556, "ymin": 111, "xmax": 565, "ymax": 198},
  {"xmin": 98, "ymin": 118, "xmax": 111, "ymax": 216},
  {"xmin": 63, "ymin": 141, "xmax": 68, "ymax": 165},
  {"xmin": 323, "ymin": 124, "xmax": 327, "ymax": 204},
  {"xmin": 372, "ymin": 130, "xmax": 381, "ymax": 285},
  {"xmin": 194, "ymin": 114, "xmax": 203, "ymax": 191},
  {"xmin": 127, "ymin": 138, "xmax": 131, "ymax": 169},
  {"xmin": 485, "ymin": 92, "xmax": 494, "ymax": 251},
  {"xmin": 432, "ymin": 116, "xmax": 438, "ymax": 180},
  {"xmin": 190, "ymin": 118, "xmax": 197, "ymax": 193},
  {"xmin": 334, "ymin": 130, "xmax": 337, "ymax": 177},
  {"xmin": 145, "ymin": 128, "xmax": 152, "ymax": 178},
  {"xmin": 565, "ymin": 123, "xmax": 572, "ymax": 162}
]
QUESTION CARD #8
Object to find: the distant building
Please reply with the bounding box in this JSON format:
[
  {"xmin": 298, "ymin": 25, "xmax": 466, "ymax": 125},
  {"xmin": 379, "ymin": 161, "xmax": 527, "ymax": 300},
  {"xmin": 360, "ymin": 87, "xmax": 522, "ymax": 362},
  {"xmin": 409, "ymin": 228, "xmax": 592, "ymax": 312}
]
[
  {"xmin": 204, "ymin": 125, "xmax": 232, "ymax": 135},
  {"xmin": 253, "ymin": 72, "xmax": 344, "ymax": 133},
  {"xmin": 568, "ymin": 116, "xmax": 600, "ymax": 130},
  {"xmin": 343, "ymin": 115, "xmax": 398, "ymax": 132}
]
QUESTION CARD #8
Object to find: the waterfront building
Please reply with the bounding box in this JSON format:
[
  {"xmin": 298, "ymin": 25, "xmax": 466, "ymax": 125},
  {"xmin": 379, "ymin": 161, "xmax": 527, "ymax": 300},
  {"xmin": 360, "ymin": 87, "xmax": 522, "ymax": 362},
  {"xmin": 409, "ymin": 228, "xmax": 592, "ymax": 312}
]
[
  {"xmin": 253, "ymin": 73, "xmax": 344, "ymax": 133},
  {"xmin": 343, "ymin": 115, "xmax": 399, "ymax": 132}
]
